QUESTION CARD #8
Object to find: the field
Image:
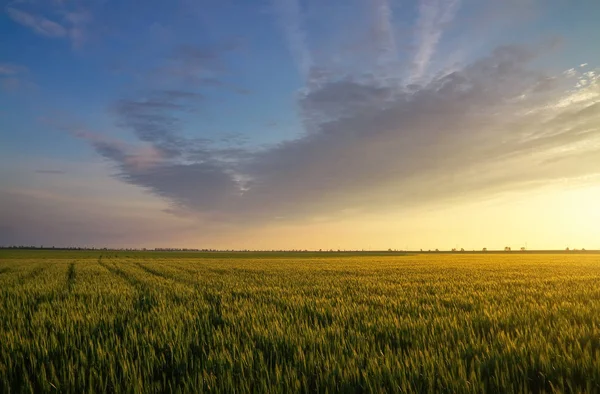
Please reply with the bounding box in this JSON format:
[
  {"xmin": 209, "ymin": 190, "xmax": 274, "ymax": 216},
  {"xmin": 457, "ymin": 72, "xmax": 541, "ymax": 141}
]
[{"xmin": 1, "ymin": 251, "xmax": 600, "ymax": 393}]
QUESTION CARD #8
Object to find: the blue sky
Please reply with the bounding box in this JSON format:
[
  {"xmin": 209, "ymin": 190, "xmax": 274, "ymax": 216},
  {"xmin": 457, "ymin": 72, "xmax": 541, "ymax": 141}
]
[{"xmin": 1, "ymin": 0, "xmax": 599, "ymax": 249}]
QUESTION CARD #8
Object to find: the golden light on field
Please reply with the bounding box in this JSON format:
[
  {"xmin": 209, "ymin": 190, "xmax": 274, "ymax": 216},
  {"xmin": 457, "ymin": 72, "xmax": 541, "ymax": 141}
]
[{"xmin": 2, "ymin": 251, "xmax": 600, "ymax": 391}]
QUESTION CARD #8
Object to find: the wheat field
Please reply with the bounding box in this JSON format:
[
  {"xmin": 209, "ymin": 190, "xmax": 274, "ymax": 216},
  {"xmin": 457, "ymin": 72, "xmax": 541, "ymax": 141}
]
[{"xmin": 1, "ymin": 251, "xmax": 599, "ymax": 393}]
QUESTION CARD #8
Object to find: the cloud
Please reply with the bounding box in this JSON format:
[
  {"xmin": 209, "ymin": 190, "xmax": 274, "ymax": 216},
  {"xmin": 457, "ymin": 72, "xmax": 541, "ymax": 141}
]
[
  {"xmin": 6, "ymin": 3, "xmax": 93, "ymax": 48},
  {"xmin": 151, "ymin": 42, "xmax": 241, "ymax": 90},
  {"xmin": 0, "ymin": 62, "xmax": 29, "ymax": 91},
  {"xmin": 271, "ymin": 0, "xmax": 313, "ymax": 80},
  {"xmin": 63, "ymin": 10, "xmax": 92, "ymax": 48},
  {"xmin": 112, "ymin": 89, "xmax": 203, "ymax": 158},
  {"xmin": 6, "ymin": 7, "xmax": 67, "ymax": 37},
  {"xmin": 371, "ymin": 0, "xmax": 398, "ymax": 76},
  {"xmin": 67, "ymin": 128, "xmax": 239, "ymax": 216},
  {"xmin": 102, "ymin": 39, "xmax": 248, "ymax": 164},
  {"xmin": 410, "ymin": 0, "xmax": 461, "ymax": 83},
  {"xmin": 76, "ymin": 39, "xmax": 599, "ymax": 225},
  {"xmin": 122, "ymin": 163, "xmax": 240, "ymax": 215},
  {"xmin": 68, "ymin": 129, "xmax": 164, "ymax": 171}
]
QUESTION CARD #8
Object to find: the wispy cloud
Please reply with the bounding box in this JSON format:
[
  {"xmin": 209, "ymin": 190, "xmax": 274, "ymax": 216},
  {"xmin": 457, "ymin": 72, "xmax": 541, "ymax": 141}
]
[
  {"xmin": 371, "ymin": 0, "xmax": 398, "ymax": 77},
  {"xmin": 410, "ymin": 0, "xmax": 461, "ymax": 83},
  {"xmin": 0, "ymin": 62, "xmax": 29, "ymax": 91},
  {"xmin": 70, "ymin": 129, "xmax": 165, "ymax": 171},
  {"xmin": 6, "ymin": 7, "xmax": 67, "ymax": 38},
  {"xmin": 63, "ymin": 10, "xmax": 92, "ymax": 48},
  {"xmin": 6, "ymin": 4, "xmax": 93, "ymax": 48},
  {"xmin": 0, "ymin": 63, "xmax": 27, "ymax": 76},
  {"xmin": 271, "ymin": 0, "xmax": 313, "ymax": 80},
  {"xmin": 152, "ymin": 42, "xmax": 243, "ymax": 91}
]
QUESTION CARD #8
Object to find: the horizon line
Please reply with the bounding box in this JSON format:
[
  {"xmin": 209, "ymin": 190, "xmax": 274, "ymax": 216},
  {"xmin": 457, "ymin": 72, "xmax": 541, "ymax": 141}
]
[{"xmin": 1, "ymin": 246, "xmax": 598, "ymax": 254}]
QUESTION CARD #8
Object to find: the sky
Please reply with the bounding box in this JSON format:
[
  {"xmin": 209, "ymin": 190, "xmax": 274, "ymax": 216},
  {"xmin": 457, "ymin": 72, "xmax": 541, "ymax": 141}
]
[{"xmin": 1, "ymin": 0, "xmax": 599, "ymax": 250}]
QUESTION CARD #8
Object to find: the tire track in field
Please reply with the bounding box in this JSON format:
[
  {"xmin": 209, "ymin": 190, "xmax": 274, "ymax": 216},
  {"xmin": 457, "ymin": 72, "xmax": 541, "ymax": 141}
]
[
  {"xmin": 133, "ymin": 262, "xmax": 231, "ymax": 329},
  {"xmin": 98, "ymin": 259, "xmax": 140, "ymax": 288},
  {"xmin": 171, "ymin": 265, "xmax": 202, "ymax": 276},
  {"xmin": 98, "ymin": 259, "xmax": 159, "ymax": 313},
  {"xmin": 66, "ymin": 262, "xmax": 76, "ymax": 292},
  {"xmin": 134, "ymin": 262, "xmax": 201, "ymax": 289}
]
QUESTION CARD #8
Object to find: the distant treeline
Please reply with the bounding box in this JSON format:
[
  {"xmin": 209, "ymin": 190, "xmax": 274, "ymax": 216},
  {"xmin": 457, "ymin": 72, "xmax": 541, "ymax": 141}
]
[{"xmin": 0, "ymin": 246, "xmax": 597, "ymax": 254}]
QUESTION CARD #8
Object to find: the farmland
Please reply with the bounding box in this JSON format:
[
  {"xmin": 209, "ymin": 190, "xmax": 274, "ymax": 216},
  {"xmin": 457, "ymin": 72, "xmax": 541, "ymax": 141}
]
[{"xmin": 1, "ymin": 251, "xmax": 599, "ymax": 393}]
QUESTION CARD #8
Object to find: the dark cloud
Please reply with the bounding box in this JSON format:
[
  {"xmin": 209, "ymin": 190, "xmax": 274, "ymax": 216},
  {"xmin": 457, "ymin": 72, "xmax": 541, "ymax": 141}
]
[
  {"xmin": 82, "ymin": 43, "xmax": 599, "ymax": 224},
  {"xmin": 91, "ymin": 139, "xmax": 129, "ymax": 163},
  {"xmin": 112, "ymin": 89, "xmax": 202, "ymax": 157},
  {"xmin": 122, "ymin": 163, "xmax": 240, "ymax": 214}
]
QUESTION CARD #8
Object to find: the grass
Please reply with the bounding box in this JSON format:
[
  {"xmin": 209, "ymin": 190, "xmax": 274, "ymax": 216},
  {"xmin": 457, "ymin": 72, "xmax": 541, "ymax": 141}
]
[{"xmin": 0, "ymin": 251, "xmax": 599, "ymax": 393}]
